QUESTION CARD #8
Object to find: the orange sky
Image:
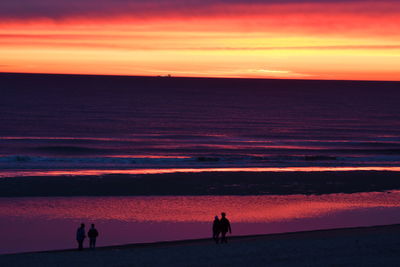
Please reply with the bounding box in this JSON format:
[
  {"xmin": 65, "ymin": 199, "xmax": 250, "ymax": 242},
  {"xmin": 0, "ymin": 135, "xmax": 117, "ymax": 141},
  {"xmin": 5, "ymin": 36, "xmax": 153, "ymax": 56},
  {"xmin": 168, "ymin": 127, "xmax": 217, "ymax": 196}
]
[{"xmin": 1, "ymin": 1, "xmax": 399, "ymax": 81}]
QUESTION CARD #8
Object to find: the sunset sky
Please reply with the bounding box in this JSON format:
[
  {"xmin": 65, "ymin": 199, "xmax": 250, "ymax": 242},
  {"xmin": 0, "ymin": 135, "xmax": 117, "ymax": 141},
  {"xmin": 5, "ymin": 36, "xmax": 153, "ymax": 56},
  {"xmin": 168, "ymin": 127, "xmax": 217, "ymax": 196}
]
[{"xmin": 1, "ymin": 0, "xmax": 399, "ymax": 80}]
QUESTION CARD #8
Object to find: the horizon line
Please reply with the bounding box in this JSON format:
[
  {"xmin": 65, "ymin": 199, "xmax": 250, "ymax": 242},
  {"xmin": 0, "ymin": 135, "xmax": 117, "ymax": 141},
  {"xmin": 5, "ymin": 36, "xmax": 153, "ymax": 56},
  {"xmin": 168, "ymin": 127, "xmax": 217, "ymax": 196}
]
[{"xmin": 1, "ymin": 71, "xmax": 400, "ymax": 83}]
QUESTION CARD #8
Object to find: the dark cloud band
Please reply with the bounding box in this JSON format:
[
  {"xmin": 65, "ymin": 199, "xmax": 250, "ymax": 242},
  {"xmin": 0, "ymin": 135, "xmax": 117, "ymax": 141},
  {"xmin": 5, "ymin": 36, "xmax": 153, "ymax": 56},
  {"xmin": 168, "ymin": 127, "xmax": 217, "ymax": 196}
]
[{"xmin": 0, "ymin": 0, "xmax": 394, "ymax": 19}]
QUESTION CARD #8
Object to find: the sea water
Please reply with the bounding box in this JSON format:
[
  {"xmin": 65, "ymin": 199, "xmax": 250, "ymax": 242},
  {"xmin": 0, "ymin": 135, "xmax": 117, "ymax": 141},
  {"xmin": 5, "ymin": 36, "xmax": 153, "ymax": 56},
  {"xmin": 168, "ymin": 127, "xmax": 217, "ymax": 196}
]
[{"xmin": 1, "ymin": 73, "xmax": 400, "ymax": 177}]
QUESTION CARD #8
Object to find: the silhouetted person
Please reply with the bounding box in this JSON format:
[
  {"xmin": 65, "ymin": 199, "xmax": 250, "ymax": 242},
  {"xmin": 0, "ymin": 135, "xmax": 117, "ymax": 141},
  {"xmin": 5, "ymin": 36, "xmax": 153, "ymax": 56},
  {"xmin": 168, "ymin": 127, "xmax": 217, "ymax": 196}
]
[
  {"xmin": 88, "ymin": 224, "xmax": 99, "ymax": 249},
  {"xmin": 212, "ymin": 216, "xmax": 221, "ymax": 244},
  {"xmin": 76, "ymin": 223, "xmax": 86, "ymax": 250},
  {"xmin": 220, "ymin": 212, "xmax": 231, "ymax": 243}
]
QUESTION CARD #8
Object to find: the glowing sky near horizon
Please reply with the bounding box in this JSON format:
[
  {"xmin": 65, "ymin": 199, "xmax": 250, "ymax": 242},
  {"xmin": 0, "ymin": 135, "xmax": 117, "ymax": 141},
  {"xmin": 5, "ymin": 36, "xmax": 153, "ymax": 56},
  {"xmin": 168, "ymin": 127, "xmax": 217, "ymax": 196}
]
[{"xmin": 1, "ymin": 0, "xmax": 400, "ymax": 80}]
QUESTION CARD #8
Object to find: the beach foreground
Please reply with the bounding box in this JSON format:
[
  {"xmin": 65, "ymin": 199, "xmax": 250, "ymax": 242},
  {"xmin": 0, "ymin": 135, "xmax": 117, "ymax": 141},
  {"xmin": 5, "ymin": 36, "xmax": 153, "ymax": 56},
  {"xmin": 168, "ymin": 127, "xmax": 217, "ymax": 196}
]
[{"xmin": 1, "ymin": 224, "xmax": 400, "ymax": 267}]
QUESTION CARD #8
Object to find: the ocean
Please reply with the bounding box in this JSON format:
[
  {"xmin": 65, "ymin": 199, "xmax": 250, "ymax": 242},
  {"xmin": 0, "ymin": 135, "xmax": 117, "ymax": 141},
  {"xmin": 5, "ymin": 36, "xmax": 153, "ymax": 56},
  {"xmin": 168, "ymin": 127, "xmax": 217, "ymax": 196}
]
[{"xmin": 1, "ymin": 73, "xmax": 400, "ymax": 177}]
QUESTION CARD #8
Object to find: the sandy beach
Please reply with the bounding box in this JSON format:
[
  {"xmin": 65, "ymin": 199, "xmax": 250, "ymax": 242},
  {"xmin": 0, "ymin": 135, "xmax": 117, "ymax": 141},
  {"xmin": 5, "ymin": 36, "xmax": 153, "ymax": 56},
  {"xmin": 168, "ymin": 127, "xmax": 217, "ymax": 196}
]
[
  {"xmin": 1, "ymin": 224, "xmax": 400, "ymax": 266},
  {"xmin": 0, "ymin": 171, "xmax": 400, "ymax": 197},
  {"xmin": 1, "ymin": 171, "xmax": 400, "ymax": 197}
]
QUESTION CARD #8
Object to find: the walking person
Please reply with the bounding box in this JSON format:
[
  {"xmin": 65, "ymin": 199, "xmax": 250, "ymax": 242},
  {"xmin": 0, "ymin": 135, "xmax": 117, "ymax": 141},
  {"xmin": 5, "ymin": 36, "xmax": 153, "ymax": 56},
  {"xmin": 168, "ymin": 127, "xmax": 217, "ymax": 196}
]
[
  {"xmin": 212, "ymin": 216, "xmax": 221, "ymax": 244},
  {"xmin": 220, "ymin": 212, "xmax": 232, "ymax": 243},
  {"xmin": 88, "ymin": 224, "xmax": 99, "ymax": 249},
  {"xmin": 76, "ymin": 223, "xmax": 86, "ymax": 250}
]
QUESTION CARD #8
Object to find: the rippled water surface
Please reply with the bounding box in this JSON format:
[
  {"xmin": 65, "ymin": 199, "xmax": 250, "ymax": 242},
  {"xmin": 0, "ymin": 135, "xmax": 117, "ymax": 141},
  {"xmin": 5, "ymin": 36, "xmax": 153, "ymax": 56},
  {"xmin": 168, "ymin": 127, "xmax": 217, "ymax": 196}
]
[{"xmin": 1, "ymin": 74, "xmax": 400, "ymax": 177}]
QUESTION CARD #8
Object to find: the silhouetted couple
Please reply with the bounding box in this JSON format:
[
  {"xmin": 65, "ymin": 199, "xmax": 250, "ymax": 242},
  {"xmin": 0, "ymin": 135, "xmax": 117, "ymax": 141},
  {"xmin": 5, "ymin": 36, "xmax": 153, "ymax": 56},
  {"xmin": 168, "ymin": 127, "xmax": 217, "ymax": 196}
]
[
  {"xmin": 212, "ymin": 212, "xmax": 232, "ymax": 244},
  {"xmin": 76, "ymin": 223, "xmax": 99, "ymax": 250}
]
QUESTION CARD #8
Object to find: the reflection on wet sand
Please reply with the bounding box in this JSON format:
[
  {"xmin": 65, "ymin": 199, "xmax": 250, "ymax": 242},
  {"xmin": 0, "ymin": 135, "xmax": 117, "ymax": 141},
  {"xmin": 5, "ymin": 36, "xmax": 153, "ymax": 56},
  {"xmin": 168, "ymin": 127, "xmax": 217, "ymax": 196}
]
[
  {"xmin": 1, "ymin": 191, "xmax": 400, "ymax": 254},
  {"xmin": 1, "ymin": 192, "xmax": 400, "ymax": 223}
]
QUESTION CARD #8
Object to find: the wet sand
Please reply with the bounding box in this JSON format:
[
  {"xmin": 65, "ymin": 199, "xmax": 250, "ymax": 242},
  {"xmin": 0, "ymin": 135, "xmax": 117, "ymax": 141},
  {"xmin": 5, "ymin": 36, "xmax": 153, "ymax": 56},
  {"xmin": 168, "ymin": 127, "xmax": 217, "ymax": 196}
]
[
  {"xmin": 1, "ymin": 224, "xmax": 400, "ymax": 266},
  {"xmin": 1, "ymin": 171, "xmax": 400, "ymax": 197}
]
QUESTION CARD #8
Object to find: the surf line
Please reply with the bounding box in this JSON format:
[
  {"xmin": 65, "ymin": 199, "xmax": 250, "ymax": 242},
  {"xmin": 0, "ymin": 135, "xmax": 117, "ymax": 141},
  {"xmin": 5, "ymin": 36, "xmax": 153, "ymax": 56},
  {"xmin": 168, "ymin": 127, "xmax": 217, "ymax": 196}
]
[{"xmin": 2, "ymin": 166, "xmax": 400, "ymax": 178}]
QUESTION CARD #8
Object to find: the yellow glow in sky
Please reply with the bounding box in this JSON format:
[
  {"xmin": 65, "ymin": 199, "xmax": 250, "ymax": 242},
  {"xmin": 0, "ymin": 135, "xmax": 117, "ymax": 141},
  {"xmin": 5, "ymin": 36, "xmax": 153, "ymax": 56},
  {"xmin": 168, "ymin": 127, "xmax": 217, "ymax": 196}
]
[{"xmin": 1, "ymin": 1, "xmax": 400, "ymax": 81}]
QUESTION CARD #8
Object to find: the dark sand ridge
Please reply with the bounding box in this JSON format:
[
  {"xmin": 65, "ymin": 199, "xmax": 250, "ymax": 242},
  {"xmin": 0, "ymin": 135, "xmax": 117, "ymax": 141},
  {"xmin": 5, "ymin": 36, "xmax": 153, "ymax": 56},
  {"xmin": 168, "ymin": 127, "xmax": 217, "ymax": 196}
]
[
  {"xmin": 1, "ymin": 171, "xmax": 400, "ymax": 197},
  {"xmin": 1, "ymin": 224, "xmax": 400, "ymax": 266}
]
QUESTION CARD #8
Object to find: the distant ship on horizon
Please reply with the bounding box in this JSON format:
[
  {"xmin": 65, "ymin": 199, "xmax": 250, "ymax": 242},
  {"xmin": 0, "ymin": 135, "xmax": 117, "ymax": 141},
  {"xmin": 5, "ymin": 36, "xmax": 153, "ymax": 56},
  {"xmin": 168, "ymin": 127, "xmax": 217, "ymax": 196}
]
[{"xmin": 158, "ymin": 74, "xmax": 172, "ymax": 78}]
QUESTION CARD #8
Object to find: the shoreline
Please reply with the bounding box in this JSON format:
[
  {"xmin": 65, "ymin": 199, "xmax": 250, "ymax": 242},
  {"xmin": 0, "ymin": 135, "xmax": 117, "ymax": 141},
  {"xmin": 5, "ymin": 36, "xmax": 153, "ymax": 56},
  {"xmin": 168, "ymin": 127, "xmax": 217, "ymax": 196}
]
[
  {"xmin": 2, "ymin": 224, "xmax": 400, "ymax": 266},
  {"xmin": 1, "ymin": 170, "xmax": 400, "ymax": 197},
  {"xmin": 10, "ymin": 223, "xmax": 400, "ymax": 255},
  {"xmin": 2, "ymin": 166, "xmax": 400, "ymax": 179}
]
